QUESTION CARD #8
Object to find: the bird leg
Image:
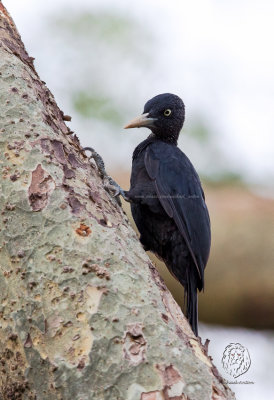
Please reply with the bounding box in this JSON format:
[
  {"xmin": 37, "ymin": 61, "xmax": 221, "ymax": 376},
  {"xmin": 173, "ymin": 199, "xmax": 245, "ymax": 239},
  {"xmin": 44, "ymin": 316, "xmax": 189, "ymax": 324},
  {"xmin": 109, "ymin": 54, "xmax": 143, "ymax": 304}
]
[{"xmin": 82, "ymin": 147, "xmax": 129, "ymax": 203}]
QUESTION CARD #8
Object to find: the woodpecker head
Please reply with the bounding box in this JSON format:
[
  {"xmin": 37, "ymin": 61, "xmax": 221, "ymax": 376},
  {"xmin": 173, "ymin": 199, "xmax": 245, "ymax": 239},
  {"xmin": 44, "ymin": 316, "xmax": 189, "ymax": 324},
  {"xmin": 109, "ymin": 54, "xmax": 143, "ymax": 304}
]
[{"xmin": 124, "ymin": 93, "xmax": 185, "ymax": 143}]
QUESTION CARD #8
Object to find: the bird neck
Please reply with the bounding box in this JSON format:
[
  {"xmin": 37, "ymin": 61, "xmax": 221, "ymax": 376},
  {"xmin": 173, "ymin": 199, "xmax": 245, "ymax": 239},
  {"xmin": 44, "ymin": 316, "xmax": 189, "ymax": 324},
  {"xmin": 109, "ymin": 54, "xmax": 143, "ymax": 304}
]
[{"xmin": 149, "ymin": 132, "xmax": 178, "ymax": 145}]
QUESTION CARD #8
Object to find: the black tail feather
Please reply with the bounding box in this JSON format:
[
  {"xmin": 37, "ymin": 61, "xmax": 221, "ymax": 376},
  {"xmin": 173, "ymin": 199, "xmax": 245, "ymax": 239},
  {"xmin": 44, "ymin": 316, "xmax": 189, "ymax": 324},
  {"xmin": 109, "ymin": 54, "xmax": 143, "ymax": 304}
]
[{"xmin": 186, "ymin": 268, "xmax": 198, "ymax": 336}]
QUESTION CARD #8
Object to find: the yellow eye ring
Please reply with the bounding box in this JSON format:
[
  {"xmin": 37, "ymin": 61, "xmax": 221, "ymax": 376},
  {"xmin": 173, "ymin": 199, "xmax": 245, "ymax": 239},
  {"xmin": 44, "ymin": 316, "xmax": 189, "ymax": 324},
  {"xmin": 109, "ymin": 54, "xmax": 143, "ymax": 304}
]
[{"xmin": 164, "ymin": 109, "xmax": 172, "ymax": 117}]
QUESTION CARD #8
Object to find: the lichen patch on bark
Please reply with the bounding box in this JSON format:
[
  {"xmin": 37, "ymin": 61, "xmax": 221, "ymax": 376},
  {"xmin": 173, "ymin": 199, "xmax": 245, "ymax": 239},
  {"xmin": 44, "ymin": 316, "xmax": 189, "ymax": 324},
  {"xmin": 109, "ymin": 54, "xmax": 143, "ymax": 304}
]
[
  {"xmin": 82, "ymin": 262, "xmax": 110, "ymax": 280},
  {"xmin": 45, "ymin": 314, "xmax": 64, "ymax": 338},
  {"xmin": 148, "ymin": 262, "xmax": 193, "ymax": 340},
  {"xmin": 85, "ymin": 285, "xmax": 105, "ymax": 315},
  {"xmin": 28, "ymin": 164, "xmax": 55, "ymax": 211},
  {"xmin": 0, "ymin": 336, "xmax": 32, "ymax": 400},
  {"xmin": 141, "ymin": 364, "xmax": 188, "ymax": 400},
  {"xmin": 27, "ymin": 283, "xmax": 97, "ymax": 367},
  {"xmin": 30, "ymin": 319, "xmax": 93, "ymax": 368}
]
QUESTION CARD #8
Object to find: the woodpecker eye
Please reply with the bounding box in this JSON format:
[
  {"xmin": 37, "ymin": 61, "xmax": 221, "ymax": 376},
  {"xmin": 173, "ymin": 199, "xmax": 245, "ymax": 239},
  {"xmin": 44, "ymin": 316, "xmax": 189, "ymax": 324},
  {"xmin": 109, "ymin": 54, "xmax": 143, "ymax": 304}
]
[{"xmin": 163, "ymin": 109, "xmax": 172, "ymax": 117}]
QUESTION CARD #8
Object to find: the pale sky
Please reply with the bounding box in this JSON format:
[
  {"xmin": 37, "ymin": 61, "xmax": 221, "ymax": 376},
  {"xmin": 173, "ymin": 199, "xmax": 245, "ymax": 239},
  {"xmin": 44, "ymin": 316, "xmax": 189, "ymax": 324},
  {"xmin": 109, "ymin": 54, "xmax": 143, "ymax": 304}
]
[{"xmin": 6, "ymin": 0, "xmax": 274, "ymax": 190}]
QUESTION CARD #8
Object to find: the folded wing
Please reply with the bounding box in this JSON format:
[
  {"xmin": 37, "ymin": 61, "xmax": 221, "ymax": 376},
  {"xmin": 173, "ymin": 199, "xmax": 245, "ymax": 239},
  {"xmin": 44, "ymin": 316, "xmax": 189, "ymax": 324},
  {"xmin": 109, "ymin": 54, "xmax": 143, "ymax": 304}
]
[{"xmin": 144, "ymin": 142, "xmax": 211, "ymax": 290}]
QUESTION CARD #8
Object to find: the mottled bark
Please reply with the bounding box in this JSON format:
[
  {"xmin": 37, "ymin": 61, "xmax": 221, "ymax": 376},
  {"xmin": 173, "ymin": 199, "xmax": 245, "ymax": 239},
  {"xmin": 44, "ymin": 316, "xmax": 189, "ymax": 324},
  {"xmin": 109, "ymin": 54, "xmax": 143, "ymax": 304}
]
[{"xmin": 0, "ymin": 2, "xmax": 235, "ymax": 400}]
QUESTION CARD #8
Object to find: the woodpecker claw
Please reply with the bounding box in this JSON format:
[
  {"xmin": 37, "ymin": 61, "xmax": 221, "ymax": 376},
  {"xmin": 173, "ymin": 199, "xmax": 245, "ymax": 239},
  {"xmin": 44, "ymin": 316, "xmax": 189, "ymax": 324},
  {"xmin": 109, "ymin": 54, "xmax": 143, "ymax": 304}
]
[{"xmin": 82, "ymin": 147, "xmax": 128, "ymax": 205}]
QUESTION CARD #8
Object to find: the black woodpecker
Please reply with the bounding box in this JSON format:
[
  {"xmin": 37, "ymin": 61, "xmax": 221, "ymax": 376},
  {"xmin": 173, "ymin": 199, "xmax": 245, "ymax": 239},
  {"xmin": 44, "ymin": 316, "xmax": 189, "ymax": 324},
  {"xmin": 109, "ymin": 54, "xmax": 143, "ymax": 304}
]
[{"xmin": 122, "ymin": 93, "xmax": 211, "ymax": 336}]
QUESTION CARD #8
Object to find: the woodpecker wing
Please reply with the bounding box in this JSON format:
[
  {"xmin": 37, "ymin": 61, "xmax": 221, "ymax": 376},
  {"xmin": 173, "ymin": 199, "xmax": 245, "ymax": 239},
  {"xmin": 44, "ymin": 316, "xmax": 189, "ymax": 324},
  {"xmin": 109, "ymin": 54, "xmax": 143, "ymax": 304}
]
[{"xmin": 144, "ymin": 142, "xmax": 211, "ymax": 288}]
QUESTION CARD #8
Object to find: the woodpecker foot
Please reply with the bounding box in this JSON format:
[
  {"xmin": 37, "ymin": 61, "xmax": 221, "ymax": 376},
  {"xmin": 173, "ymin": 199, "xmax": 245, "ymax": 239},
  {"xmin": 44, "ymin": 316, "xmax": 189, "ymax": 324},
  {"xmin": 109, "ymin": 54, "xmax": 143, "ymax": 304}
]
[{"xmin": 83, "ymin": 147, "xmax": 129, "ymax": 204}]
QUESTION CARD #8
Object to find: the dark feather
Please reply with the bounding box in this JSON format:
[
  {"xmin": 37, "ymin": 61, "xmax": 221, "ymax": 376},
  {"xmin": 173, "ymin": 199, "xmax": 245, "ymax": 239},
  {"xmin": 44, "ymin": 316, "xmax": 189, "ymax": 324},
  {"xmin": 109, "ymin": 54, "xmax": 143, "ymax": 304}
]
[{"xmin": 144, "ymin": 142, "xmax": 211, "ymax": 288}]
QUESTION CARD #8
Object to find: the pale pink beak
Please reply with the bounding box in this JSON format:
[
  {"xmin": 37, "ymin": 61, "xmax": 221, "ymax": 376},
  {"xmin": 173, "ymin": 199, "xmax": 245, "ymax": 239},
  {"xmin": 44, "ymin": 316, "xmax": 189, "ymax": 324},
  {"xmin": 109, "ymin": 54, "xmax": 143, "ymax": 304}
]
[{"xmin": 124, "ymin": 113, "xmax": 157, "ymax": 129}]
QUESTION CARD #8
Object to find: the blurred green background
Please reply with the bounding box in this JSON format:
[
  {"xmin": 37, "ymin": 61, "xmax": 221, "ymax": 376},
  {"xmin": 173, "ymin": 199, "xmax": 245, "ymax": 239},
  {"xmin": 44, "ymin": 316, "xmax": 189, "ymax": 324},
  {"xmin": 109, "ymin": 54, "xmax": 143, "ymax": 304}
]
[{"xmin": 7, "ymin": 1, "xmax": 274, "ymax": 397}]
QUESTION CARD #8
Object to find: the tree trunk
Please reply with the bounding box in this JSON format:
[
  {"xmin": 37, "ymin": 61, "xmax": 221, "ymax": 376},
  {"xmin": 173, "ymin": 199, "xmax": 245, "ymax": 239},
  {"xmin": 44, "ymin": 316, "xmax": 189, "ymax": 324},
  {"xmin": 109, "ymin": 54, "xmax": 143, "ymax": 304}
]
[{"xmin": 0, "ymin": 3, "xmax": 235, "ymax": 400}]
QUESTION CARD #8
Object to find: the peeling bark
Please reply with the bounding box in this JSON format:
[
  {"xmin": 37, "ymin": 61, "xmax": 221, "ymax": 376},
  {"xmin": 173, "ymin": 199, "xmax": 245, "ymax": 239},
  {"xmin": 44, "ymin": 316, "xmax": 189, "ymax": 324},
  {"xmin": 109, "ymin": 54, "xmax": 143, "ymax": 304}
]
[
  {"xmin": 0, "ymin": 2, "xmax": 236, "ymax": 400},
  {"xmin": 28, "ymin": 164, "xmax": 55, "ymax": 211}
]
